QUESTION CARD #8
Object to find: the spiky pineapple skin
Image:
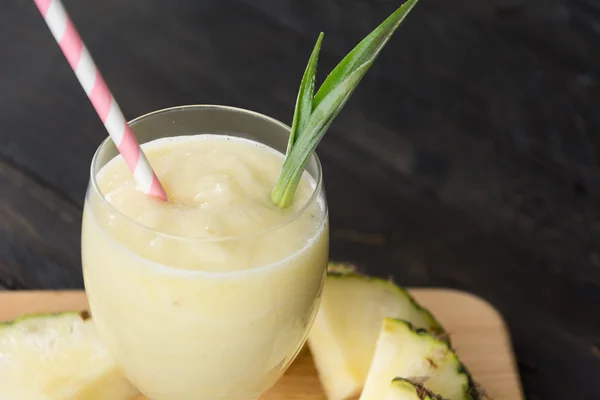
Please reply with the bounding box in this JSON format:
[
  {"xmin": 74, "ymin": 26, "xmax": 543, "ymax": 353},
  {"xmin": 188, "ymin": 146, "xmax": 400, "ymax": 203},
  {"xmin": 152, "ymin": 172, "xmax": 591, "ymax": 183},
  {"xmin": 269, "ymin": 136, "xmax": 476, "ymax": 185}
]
[
  {"xmin": 390, "ymin": 378, "xmax": 448, "ymax": 400},
  {"xmin": 0, "ymin": 310, "xmax": 90, "ymax": 327}
]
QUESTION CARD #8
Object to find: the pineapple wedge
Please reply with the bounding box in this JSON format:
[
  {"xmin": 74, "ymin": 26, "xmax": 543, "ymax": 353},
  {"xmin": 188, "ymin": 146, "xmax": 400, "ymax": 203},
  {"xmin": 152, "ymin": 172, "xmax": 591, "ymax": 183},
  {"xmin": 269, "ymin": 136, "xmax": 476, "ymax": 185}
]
[
  {"xmin": 386, "ymin": 378, "xmax": 447, "ymax": 400},
  {"xmin": 0, "ymin": 311, "xmax": 140, "ymax": 400},
  {"xmin": 360, "ymin": 318, "xmax": 479, "ymax": 400},
  {"xmin": 308, "ymin": 266, "xmax": 446, "ymax": 400}
]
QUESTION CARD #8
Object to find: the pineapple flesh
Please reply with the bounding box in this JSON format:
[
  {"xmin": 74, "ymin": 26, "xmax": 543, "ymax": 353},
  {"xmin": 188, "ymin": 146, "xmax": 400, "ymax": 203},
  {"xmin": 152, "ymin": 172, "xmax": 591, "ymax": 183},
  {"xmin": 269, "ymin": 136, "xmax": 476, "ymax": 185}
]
[
  {"xmin": 308, "ymin": 267, "xmax": 446, "ymax": 400},
  {"xmin": 360, "ymin": 318, "xmax": 478, "ymax": 400},
  {"xmin": 0, "ymin": 311, "xmax": 140, "ymax": 400}
]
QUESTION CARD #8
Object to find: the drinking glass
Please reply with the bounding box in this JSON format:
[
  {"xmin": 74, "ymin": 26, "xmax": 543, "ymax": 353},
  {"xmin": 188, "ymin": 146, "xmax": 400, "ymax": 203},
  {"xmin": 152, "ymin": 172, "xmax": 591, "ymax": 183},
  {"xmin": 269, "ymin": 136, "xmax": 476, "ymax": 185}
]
[{"xmin": 81, "ymin": 105, "xmax": 329, "ymax": 399}]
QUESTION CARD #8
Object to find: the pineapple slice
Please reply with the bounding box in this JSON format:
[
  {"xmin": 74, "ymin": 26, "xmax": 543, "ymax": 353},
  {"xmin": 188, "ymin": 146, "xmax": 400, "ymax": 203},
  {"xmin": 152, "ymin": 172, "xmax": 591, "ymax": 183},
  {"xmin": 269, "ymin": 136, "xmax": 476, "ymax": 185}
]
[
  {"xmin": 385, "ymin": 378, "xmax": 447, "ymax": 400},
  {"xmin": 0, "ymin": 311, "xmax": 140, "ymax": 400},
  {"xmin": 308, "ymin": 266, "xmax": 446, "ymax": 400},
  {"xmin": 360, "ymin": 318, "xmax": 479, "ymax": 400}
]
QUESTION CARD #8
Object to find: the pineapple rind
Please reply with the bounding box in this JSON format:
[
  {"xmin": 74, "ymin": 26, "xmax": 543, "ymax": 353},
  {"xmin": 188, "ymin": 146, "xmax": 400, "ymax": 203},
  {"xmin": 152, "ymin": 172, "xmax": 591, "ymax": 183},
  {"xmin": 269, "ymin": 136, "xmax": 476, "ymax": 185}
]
[{"xmin": 389, "ymin": 378, "xmax": 448, "ymax": 400}]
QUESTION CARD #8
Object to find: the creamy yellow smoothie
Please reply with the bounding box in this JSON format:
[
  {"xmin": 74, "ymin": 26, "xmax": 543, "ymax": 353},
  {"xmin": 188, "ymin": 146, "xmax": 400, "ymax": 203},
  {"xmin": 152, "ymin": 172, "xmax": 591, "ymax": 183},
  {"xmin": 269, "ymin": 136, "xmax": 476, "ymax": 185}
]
[{"xmin": 81, "ymin": 134, "xmax": 329, "ymax": 400}]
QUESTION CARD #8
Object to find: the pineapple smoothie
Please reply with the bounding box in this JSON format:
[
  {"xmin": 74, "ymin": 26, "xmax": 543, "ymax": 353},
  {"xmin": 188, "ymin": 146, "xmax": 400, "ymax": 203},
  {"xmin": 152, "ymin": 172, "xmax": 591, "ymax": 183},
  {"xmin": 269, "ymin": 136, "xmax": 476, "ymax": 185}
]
[{"xmin": 81, "ymin": 131, "xmax": 329, "ymax": 399}]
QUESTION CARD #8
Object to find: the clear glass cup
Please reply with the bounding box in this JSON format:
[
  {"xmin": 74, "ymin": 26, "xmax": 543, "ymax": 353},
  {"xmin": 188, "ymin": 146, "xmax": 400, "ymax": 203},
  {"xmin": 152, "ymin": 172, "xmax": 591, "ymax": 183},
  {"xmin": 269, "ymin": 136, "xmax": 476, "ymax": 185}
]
[{"xmin": 81, "ymin": 105, "xmax": 329, "ymax": 400}]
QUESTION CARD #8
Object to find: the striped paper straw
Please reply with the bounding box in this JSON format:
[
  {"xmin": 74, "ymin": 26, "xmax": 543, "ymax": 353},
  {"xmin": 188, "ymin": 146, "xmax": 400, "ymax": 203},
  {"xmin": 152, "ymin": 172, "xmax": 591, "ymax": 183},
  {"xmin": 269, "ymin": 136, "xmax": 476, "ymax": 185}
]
[{"xmin": 33, "ymin": 0, "xmax": 168, "ymax": 201}]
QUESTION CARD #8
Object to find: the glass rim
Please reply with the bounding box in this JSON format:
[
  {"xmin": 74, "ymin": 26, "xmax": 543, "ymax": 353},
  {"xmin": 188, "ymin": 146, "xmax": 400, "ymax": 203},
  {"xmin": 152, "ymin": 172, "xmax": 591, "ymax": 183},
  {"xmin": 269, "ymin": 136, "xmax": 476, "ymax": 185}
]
[{"xmin": 88, "ymin": 104, "xmax": 325, "ymax": 243}]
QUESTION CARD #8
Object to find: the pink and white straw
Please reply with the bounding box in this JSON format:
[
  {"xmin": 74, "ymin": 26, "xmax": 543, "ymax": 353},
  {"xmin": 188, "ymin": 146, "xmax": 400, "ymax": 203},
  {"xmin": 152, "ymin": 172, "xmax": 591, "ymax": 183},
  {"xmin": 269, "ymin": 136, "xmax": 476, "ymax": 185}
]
[{"xmin": 33, "ymin": 0, "xmax": 168, "ymax": 201}]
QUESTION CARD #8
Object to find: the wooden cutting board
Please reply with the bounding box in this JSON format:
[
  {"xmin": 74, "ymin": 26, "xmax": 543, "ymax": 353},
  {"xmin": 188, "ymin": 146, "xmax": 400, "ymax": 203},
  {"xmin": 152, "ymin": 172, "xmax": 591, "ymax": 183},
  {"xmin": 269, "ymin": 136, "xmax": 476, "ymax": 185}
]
[{"xmin": 0, "ymin": 289, "xmax": 523, "ymax": 399}]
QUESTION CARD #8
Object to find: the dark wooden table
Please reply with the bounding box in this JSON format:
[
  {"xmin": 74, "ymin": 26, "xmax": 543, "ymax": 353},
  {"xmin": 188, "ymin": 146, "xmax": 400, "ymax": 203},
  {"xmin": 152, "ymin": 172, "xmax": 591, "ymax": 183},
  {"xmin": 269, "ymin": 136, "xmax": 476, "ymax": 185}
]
[{"xmin": 1, "ymin": 0, "xmax": 599, "ymax": 398}]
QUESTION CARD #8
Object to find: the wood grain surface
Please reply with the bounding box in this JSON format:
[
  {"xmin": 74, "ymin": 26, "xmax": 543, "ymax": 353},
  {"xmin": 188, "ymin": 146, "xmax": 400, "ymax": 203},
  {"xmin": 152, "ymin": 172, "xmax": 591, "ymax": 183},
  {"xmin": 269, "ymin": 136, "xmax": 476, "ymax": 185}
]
[
  {"xmin": 1, "ymin": 1, "xmax": 599, "ymax": 398},
  {"xmin": 0, "ymin": 289, "xmax": 523, "ymax": 400}
]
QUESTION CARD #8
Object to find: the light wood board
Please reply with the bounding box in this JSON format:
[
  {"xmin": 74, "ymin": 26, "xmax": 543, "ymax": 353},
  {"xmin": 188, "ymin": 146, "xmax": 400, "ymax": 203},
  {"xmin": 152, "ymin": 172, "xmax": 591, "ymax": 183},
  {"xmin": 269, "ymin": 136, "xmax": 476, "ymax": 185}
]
[{"xmin": 0, "ymin": 289, "xmax": 523, "ymax": 399}]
